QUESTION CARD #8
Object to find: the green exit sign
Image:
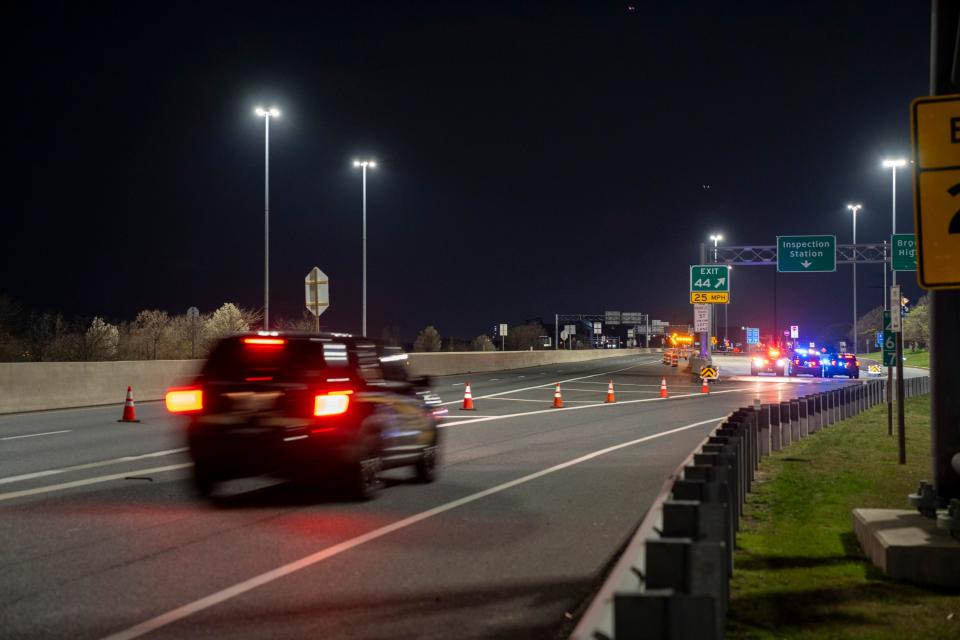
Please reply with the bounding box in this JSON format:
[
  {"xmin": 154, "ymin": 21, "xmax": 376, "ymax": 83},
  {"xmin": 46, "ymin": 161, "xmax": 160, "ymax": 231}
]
[
  {"xmin": 891, "ymin": 234, "xmax": 917, "ymax": 271},
  {"xmin": 777, "ymin": 235, "xmax": 836, "ymax": 272},
  {"xmin": 690, "ymin": 265, "xmax": 730, "ymax": 292}
]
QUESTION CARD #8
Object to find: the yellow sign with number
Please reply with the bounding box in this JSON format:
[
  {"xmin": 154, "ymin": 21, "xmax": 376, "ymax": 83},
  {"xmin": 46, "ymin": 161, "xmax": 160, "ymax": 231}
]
[
  {"xmin": 690, "ymin": 291, "xmax": 729, "ymax": 304},
  {"xmin": 911, "ymin": 94, "xmax": 960, "ymax": 289}
]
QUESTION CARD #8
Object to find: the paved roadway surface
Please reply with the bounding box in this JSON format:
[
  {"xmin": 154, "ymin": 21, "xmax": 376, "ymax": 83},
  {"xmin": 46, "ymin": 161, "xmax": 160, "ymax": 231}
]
[{"xmin": 0, "ymin": 354, "xmax": 889, "ymax": 639}]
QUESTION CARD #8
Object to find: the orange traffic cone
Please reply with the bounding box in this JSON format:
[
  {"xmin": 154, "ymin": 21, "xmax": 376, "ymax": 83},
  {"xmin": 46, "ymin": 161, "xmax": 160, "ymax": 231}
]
[
  {"xmin": 701, "ymin": 379, "xmax": 710, "ymax": 394},
  {"xmin": 461, "ymin": 383, "xmax": 475, "ymax": 411},
  {"xmin": 118, "ymin": 386, "xmax": 141, "ymax": 423},
  {"xmin": 553, "ymin": 383, "xmax": 564, "ymax": 408},
  {"xmin": 659, "ymin": 377, "xmax": 668, "ymax": 399},
  {"xmin": 605, "ymin": 380, "xmax": 616, "ymax": 403}
]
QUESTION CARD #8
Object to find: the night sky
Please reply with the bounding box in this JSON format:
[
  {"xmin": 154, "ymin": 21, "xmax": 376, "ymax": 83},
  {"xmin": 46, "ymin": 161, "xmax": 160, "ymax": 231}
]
[{"xmin": 6, "ymin": 1, "xmax": 932, "ymax": 342}]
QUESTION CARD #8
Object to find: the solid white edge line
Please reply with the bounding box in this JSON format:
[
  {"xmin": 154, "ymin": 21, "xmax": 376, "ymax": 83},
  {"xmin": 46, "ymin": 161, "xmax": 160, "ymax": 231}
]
[
  {"xmin": 100, "ymin": 415, "xmax": 726, "ymax": 640},
  {"xmin": 0, "ymin": 430, "xmax": 72, "ymax": 441},
  {"xmin": 0, "ymin": 448, "xmax": 189, "ymax": 486},
  {"xmin": 0, "ymin": 464, "xmax": 193, "ymax": 502}
]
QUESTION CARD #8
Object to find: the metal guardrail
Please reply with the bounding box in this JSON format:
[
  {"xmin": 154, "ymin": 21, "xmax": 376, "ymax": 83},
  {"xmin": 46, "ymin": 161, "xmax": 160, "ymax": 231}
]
[{"xmin": 571, "ymin": 375, "xmax": 932, "ymax": 640}]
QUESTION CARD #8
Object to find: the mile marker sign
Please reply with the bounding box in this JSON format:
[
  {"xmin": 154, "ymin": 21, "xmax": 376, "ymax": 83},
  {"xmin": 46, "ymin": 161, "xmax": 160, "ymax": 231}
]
[{"xmin": 777, "ymin": 235, "xmax": 836, "ymax": 272}]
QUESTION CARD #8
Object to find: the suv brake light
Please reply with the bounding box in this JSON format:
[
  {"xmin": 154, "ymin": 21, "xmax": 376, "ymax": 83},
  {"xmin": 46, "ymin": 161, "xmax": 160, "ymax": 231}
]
[
  {"xmin": 165, "ymin": 387, "xmax": 203, "ymax": 413},
  {"xmin": 314, "ymin": 390, "xmax": 353, "ymax": 416},
  {"xmin": 243, "ymin": 338, "xmax": 286, "ymax": 346}
]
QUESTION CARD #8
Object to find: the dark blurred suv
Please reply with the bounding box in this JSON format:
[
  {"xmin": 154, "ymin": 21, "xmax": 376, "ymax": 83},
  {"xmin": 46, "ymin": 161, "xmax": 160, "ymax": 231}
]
[{"xmin": 165, "ymin": 333, "xmax": 442, "ymax": 500}]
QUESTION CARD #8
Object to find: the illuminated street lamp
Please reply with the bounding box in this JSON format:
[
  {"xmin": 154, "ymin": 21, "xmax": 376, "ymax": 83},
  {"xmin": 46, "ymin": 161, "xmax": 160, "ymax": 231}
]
[
  {"xmin": 353, "ymin": 159, "xmax": 377, "ymax": 336},
  {"xmin": 709, "ymin": 234, "xmax": 724, "ymax": 346},
  {"xmin": 847, "ymin": 204, "xmax": 863, "ymax": 354},
  {"xmin": 255, "ymin": 106, "xmax": 281, "ymax": 330}
]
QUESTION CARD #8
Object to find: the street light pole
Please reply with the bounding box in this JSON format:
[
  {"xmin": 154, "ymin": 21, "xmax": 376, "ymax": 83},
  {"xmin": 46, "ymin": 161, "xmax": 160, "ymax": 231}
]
[
  {"xmin": 353, "ymin": 159, "xmax": 377, "ymax": 336},
  {"xmin": 847, "ymin": 204, "xmax": 862, "ymax": 355},
  {"xmin": 882, "ymin": 159, "xmax": 907, "ymax": 441},
  {"xmin": 255, "ymin": 107, "xmax": 280, "ymax": 330},
  {"xmin": 709, "ymin": 233, "xmax": 723, "ymax": 349}
]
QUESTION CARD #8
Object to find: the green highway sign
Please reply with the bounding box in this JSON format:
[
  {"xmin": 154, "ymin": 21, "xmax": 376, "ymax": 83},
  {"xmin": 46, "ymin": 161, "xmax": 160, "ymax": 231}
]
[
  {"xmin": 690, "ymin": 265, "xmax": 731, "ymax": 304},
  {"xmin": 882, "ymin": 311, "xmax": 897, "ymax": 367},
  {"xmin": 777, "ymin": 235, "xmax": 836, "ymax": 272},
  {"xmin": 690, "ymin": 265, "xmax": 730, "ymax": 291},
  {"xmin": 891, "ymin": 233, "xmax": 917, "ymax": 271}
]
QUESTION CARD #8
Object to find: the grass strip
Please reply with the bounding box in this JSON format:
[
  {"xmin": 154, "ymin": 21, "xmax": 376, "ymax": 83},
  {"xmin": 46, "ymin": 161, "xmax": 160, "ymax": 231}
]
[
  {"xmin": 862, "ymin": 349, "xmax": 930, "ymax": 368},
  {"xmin": 728, "ymin": 394, "xmax": 959, "ymax": 639}
]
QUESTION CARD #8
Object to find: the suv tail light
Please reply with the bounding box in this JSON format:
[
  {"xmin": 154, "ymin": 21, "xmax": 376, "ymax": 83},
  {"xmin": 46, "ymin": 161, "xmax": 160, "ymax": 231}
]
[
  {"xmin": 243, "ymin": 337, "xmax": 286, "ymax": 346},
  {"xmin": 165, "ymin": 387, "xmax": 204, "ymax": 413},
  {"xmin": 314, "ymin": 390, "xmax": 353, "ymax": 417}
]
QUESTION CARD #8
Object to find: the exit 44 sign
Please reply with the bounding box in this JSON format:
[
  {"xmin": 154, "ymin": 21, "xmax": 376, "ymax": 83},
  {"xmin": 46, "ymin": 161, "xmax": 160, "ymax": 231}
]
[{"xmin": 690, "ymin": 265, "xmax": 730, "ymax": 304}]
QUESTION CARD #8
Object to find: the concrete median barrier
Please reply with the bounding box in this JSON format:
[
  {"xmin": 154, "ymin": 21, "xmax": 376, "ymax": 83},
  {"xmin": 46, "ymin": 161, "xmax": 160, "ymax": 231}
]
[{"xmin": 0, "ymin": 348, "xmax": 658, "ymax": 414}]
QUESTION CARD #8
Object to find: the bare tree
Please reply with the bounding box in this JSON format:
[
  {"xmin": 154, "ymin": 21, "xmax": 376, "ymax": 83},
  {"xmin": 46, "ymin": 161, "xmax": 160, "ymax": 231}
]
[
  {"xmin": 134, "ymin": 310, "xmax": 171, "ymax": 360},
  {"xmin": 413, "ymin": 325, "xmax": 442, "ymax": 352},
  {"xmin": 205, "ymin": 303, "xmax": 249, "ymax": 349},
  {"xmin": 505, "ymin": 323, "xmax": 546, "ymax": 350},
  {"xmin": 81, "ymin": 317, "xmax": 119, "ymax": 361},
  {"xmin": 471, "ymin": 334, "xmax": 495, "ymax": 351}
]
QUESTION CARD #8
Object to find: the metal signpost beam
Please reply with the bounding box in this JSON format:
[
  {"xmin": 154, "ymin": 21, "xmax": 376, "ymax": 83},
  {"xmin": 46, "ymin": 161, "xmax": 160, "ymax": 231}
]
[{"xmin": 924, "ymin": 0, "xmax": 960, "ymax": 505}]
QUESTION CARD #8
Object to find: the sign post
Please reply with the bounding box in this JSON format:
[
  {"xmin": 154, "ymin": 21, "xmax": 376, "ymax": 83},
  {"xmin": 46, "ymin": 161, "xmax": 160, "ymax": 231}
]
[
  {"xmin": 776, "ymin": 235, "xmax": 837, "ymax": 272},
  {"xmin": 304, "ymin": 267, "xmax": 330, "ymax": 333},
  {"xmin": 890, "ymin": 285, "xmax": 906, "ymax": 464},
  {"xmin": 499, "ymin": 323, "xmax": 508, "ymax": 351}
]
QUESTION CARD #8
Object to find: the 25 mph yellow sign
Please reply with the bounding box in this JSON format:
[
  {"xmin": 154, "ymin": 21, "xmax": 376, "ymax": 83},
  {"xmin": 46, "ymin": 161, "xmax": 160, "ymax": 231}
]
[{"xmin": 911, "ymin": 94, "xmax": 960, "ymax": 289}]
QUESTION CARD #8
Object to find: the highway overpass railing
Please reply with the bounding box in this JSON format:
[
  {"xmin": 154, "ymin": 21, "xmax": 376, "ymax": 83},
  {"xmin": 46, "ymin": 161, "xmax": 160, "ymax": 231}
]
[{"xmin": 570, "ymin": 375, "xmax": 931, "ymax": 640}]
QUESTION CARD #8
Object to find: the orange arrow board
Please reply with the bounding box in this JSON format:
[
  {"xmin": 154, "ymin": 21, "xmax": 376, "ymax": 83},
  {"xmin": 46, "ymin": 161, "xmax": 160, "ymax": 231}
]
[{"xmin": 911, "ymin": 94, "xmax": 960, "ymax": 289}]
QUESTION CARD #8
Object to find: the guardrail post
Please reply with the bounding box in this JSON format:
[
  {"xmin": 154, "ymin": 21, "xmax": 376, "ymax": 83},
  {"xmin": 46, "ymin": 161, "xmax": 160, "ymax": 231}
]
[
  {"xmin": 807, "ymin": 395, "xmax": 819, "ymax": 433},
  {"xmin": 756, "ymin": 404, "xmax": 771, "ymax": 456},
  {"xmin": 789, "ymin": 400, "xmax": 801, "ymax": 441},
  {"xmin": 797, "ymin": 397, "xmax": 809, "ymax": 438},
  {"xmin": 779, "ymin": 401, "xmax": 793, "ymax": 446},
  {"xmin": 614, "ymin": 589, "xmax": 720, "ymax": 640},
  {"xmin": 768, "ymin": 403, "xmax": 782, "ymax": 451},
  {"xmin": 693, "ymin": 452, "xmax": 740, "ymax": 531},
  {"xmin": 675, "ymin": 467, "xmax": 735, "ymax": 572},
  {"xmin": 839, "ymin": 388, "xmax": 848, "ymax": 421}
]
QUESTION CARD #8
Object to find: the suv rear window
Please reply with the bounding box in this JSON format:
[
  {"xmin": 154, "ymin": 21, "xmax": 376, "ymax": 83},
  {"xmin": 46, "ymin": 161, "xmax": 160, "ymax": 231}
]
[{"xmin": 201, "ymin": 338, "xmax": 348, "ymax": 382}]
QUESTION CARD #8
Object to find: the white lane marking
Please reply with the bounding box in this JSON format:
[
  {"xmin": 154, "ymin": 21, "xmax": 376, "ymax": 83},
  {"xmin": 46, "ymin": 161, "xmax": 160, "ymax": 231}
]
[
  {"xmin": 556, "ymin": 387, "xmax": 660, "ymax": 394},
  {"xmin": 438, "ymin": 414, "xmax": 498, "ymax": 419},
  {"xmin": 100, "ymin": 416, "xmax": 725, "ymax": 640},
  {"xmin": 492, "ymin": 397, "xmax": 601, "ymax": 404},
  {"xmin": 489, "ymin": 378, "xmax": 500, "ymax": 381},
  {"xmin": 0, "ymin": 464, "xmax": 192, "ymax": 502},
  {"xmin": 451, "ymin": 383, "xmax": 465, "ymax": 387},
  {"xmin": 438, "ymin": 387, "xmax": 754, "ymax": 428},
  {"xmin": 0, "ymin": 430, "xmax": 72, "ymax": 441},
  {"xmin": 0, "ymin": 448, "xmax": 189, "ymax": 486},
  {"xmin": 436, "ymin": 359, "xmax": 660, "ymax": 406}
]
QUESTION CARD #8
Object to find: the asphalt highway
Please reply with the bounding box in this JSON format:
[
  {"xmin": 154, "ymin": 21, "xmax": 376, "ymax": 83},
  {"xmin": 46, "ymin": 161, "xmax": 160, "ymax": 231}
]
[{"xmin": 0, "ymin": 354, "xmax": 874, "ymax": 639}]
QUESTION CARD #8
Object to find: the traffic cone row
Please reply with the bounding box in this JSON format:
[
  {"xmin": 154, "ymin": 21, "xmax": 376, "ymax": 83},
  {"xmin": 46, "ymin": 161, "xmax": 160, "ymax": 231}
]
[
  {"xmin": 118, "ymin": 386, "xmax": 141, "ymax": 423},
  {"xmin": 461, "ymin": 383, "xmax": 475, "ymax": 410}
]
